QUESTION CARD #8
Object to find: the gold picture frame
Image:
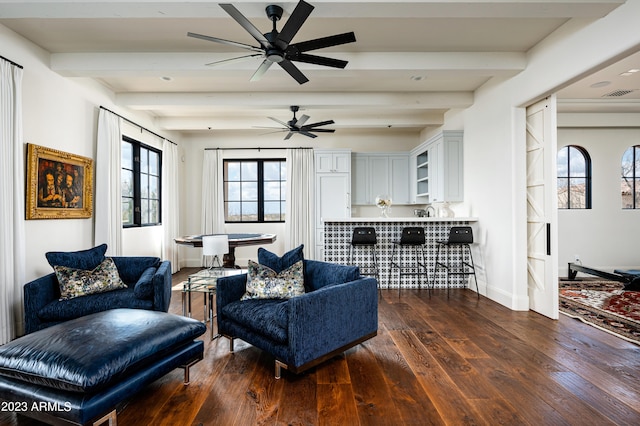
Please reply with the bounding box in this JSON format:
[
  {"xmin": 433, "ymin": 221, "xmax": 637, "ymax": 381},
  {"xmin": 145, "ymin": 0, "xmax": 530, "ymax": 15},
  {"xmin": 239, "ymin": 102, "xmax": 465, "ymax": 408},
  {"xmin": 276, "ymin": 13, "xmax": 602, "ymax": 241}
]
[{"xmin": 26, "ymin": 143, "xmax": 93, "ymax": 219}]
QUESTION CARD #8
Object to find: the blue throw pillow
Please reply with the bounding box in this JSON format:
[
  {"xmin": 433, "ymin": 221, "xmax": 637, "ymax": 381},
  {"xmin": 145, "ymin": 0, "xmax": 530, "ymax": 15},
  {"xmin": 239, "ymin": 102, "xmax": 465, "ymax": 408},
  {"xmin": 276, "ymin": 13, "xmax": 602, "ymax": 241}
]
[
  {"xmin": 133, "ymin": 266, "xmax": 157, "ymax": 300},
  {"xmin": 45, "ymin": 244, "xmax": 108, "ymax": 271},
  {"xmin": 257, "ymin": 244, "xmax": 304, "ymax": 273}
]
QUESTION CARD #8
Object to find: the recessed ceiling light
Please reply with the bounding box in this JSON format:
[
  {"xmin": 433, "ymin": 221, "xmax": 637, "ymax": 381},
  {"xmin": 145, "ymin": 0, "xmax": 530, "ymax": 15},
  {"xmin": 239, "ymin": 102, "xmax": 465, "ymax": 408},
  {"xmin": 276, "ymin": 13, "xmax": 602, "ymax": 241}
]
[
  {"xmin": 620, "ymin": 69, "xmax": 640, "ymax": 76},
  {"xmin": 590, "ymin": 81, "xmax": 611, "ymax": 88}
]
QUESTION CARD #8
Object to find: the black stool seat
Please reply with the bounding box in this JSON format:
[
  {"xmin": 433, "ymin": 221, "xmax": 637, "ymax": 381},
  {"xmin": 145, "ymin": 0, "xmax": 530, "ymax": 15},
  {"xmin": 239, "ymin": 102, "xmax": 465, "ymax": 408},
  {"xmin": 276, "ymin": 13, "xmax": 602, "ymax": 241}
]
[
  {"xmin": 432, "ymin": 226, "xmax": 479, "ymax": 298},
  {"xmin": 390, "ymin": 227, "xmax": 428, "ymax": 295},
  {"xmin": 349, "ymin": 227, "xmax": 380, "ymax": 286}
]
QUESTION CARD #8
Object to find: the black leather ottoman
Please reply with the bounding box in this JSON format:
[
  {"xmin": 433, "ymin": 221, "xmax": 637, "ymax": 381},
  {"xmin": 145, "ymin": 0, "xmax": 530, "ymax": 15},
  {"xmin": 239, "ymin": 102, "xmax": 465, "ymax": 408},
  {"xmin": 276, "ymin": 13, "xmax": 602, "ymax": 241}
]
[{"xmin": 0, "ymin": 309, "xmax": 206, "ymax": 425}]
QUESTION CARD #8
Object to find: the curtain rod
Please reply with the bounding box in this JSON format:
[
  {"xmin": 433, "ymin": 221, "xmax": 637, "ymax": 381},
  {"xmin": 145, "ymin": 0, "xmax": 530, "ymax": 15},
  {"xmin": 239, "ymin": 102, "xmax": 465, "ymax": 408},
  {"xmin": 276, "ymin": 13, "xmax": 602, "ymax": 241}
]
[
  {"xmin": 100, "ymin": 106, "xmax": 177, "ymax": 146},
  {"xmin": 0, "ymin": 55, "xmax": 23, "ymax": 69},
  {"xmin": 205, "ymin": 147, "xmax": 313, "ymax": 151}
]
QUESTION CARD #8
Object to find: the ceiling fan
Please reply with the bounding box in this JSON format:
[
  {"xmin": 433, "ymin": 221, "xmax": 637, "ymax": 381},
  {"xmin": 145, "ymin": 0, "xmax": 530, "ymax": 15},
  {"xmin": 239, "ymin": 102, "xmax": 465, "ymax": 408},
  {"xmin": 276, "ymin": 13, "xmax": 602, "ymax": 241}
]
[
  {"xmin": 257, "ymin": 106, "xmax": 336, "ymax": 139},
  {"xmin": 187, "ymin": 0, "xmax": 356, "ymax": 84}
]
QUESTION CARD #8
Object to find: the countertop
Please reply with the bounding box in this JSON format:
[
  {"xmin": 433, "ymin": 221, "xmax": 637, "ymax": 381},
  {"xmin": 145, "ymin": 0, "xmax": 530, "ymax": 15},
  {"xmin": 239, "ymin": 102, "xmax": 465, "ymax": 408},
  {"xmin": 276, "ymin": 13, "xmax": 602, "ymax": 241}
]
[{"xmin": 322, "ymin": 217, "xmax": 478, "ymax": 222}]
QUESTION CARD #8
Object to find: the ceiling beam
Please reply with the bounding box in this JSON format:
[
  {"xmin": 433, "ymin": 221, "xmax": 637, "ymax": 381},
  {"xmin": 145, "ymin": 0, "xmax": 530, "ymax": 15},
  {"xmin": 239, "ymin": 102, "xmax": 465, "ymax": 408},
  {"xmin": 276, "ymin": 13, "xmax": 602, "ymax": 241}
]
[
  {"xmin": 116, "ymin": 91, "xmax": 473, "ymax": 110},
  {"xmin": 0, "ymin": 0, "xmax": 624, "ymax": 19},
  {"xmin": 155, "ymin": 112, "xmax": 445, "ymax": 131},
  {"xmin": 50, "ymin": 51, "xmax": 525, "ymax": 76}
]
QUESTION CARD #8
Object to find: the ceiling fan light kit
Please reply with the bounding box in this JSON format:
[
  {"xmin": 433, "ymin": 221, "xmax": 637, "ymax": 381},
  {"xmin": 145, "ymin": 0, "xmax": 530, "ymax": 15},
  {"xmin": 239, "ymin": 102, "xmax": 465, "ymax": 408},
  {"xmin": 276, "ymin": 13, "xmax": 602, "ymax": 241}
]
[{"xmin": 187, "ymin": 0, "xmax": 356, "ymax": 84}]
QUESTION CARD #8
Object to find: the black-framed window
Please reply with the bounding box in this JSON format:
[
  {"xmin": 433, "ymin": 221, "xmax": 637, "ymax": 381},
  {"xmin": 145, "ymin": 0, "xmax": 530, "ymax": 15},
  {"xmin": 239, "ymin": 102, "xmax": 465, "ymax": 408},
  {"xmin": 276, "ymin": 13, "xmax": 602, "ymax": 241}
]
[
  {"xmin": 621, "ymin": 145, "xmax": 640, "ymax": 209},
  {"xmin": 557, "ymin": 145, "xmax": 591, "ymax": 209},
  {"xmin": 223, "ymin": 159, "xmax": 286, "ymax": 223},
  {"xmin": 122, "ymin": 136, "xmax": 162, "ymax": 227}
]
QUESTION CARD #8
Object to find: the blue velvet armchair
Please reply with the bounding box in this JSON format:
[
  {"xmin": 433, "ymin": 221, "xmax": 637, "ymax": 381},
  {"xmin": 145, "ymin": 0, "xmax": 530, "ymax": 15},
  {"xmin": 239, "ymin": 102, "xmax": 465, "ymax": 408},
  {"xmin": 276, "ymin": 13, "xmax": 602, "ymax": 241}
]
[
  {"xmin": 24, "ymin": 247, "xmax": 172, "ymax": 334},
  {"xmin": 216, "ymin": 259, "xmax": 378, "ymax": 378}
]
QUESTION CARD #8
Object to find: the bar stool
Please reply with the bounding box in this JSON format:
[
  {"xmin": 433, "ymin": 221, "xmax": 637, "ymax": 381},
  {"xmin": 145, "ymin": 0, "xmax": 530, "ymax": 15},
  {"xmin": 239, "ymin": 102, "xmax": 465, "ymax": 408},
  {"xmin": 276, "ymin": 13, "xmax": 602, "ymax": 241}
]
[
  {"xmin": 432, "ymin": 226, "xmax": 479, "ymax": 298},
  {"xmin": 349, "ymin": 227, "xmax": 380, "ymax": 287},
  {"xmin": 390, "ymin": 227, "xmax": 428, "ymax": 295}
]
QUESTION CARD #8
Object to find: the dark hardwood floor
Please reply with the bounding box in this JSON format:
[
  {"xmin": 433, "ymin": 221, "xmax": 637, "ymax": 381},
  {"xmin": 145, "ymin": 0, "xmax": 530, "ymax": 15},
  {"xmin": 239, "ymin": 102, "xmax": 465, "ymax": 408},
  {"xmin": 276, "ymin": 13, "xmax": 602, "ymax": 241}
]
[{"xmin": 5, "ymin": 268, "xmax": 640, "ymax": 425}]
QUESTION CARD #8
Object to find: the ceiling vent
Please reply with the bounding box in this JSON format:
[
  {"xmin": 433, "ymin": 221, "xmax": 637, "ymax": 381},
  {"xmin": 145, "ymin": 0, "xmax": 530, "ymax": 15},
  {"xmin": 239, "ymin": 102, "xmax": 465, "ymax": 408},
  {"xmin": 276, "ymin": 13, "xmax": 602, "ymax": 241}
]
[{"xmin": 602, "ymin": 89, "xmax": 636, "ymax": 97}]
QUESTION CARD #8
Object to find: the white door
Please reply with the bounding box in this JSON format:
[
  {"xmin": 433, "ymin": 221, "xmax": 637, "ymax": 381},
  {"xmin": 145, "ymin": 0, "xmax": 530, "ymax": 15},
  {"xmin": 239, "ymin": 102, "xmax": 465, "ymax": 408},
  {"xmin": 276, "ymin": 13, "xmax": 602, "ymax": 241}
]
[{"xmin": 526, "ymin": 96, "xmax": 559, "ymax": 319}]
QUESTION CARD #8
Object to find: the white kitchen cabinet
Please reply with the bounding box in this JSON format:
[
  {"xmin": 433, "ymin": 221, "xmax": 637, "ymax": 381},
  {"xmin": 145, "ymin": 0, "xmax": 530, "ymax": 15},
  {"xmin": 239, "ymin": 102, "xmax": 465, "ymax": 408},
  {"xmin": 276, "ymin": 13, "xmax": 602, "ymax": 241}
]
[
  {"xmin": 412, "ymin": 131, "xmax": 463, "ymax": 203},
  {"xmin": 315, "ymin": 151, "xmax": 350, "ymax": 173},
  {"xmin": 389, "ymin": 155, "xmax": 411, "ymax": 204},
  {"xmin": 314, "ymin": 149, "xmax": 351, "ymax": 259},
  {"xmin": 351, "ymin": 153, "xmax": 410, "ymax": 205},
  {"xmin": 352, "ymin": 155, "xmax": 369, "ymax": 205}
]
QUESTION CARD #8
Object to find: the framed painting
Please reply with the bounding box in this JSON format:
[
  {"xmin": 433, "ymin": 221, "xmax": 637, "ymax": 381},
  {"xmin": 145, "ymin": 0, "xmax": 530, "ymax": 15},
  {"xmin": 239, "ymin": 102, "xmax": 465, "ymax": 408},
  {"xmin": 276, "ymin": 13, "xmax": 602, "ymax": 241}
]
[{"xmin": 26, "ymin": 143, "xmax": 93, "ymax": 219}]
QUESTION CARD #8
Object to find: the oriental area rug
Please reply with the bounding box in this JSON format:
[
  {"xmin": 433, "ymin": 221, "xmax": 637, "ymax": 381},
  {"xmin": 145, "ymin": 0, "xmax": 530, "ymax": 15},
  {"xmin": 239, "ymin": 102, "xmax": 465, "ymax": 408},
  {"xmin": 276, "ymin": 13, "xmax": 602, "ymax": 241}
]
[{"xmin": 559, "ymin": 279, "xmax": 640, "ymax": 345}]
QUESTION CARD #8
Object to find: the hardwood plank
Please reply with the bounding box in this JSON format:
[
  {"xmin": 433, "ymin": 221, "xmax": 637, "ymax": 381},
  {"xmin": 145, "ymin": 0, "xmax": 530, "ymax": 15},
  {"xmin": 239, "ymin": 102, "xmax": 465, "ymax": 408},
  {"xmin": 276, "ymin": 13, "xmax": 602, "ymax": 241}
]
[
  {"xmin": 275, "ymin": 370, "xmax": 318, "ymax": 425},
  {"xmin": 370, "ymin": 326, "xmax": 444, "ymax": 425},
  {"xmin": 346, "ymin": 342, "xmax": 403, "ymax": 426},
  {"xmin": 550, "ymin": 371, "xmax": 640, "ymax": 424},
  {"xmin": 390, "ymin": 328, "xmax": 484, "ymax": 424},
  {"xmin": 317, "ymin": 383, "xmax": 359, "ymax": 426},
  {"xmin": 190, "ymin": 343, "xmax": 263, "ymax": 425},
  {"xmin": 241, "ymin": 351, "xmax": 286, "ymax": 425},
  {"xmin": 316, "ymin": 353, "xmax": 351, "ymax": 384}
]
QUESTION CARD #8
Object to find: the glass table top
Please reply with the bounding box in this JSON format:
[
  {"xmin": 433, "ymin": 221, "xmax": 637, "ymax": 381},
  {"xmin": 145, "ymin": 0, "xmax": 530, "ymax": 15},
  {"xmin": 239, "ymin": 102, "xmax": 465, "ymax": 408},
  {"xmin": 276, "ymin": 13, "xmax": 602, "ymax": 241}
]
[{"xmin": 174, "ymin": 268, "xmax": 246, "ymax": 293}]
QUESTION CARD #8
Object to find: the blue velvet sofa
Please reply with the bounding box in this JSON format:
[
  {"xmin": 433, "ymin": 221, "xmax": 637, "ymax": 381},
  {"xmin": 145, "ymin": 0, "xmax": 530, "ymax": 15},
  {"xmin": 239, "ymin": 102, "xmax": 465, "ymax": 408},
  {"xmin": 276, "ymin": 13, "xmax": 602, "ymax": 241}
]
[
  {"xmin": 216, "ymin": 259, "xmax": 378, "ymax": 378},
  {"xmin": 23, "ymin": 244, "xmax": 172, "ymax": 334}
]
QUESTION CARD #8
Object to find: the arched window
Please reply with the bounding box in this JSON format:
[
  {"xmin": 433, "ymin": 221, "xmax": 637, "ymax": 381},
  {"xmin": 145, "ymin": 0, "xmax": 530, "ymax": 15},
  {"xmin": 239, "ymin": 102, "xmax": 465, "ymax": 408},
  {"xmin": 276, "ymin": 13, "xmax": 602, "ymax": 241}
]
[
  {"xmin": 557, "ymin": 145, "xmax": 591, "ymax": 209},
  {"xmin": 621, "ymin": 145, "xmax": 640, "ymax": 209}
]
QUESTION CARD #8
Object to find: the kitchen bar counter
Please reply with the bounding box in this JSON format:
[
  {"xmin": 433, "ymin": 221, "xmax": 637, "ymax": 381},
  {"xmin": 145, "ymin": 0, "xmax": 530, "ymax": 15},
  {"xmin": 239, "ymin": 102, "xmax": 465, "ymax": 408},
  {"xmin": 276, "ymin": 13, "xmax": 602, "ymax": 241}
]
[
  {"xmin": 322, "ymin": 217, "xmax": 478, "ymax": 290},
  {"xmin": 323, "ymin": 217, "xmax": 478, "ymax": 223}
]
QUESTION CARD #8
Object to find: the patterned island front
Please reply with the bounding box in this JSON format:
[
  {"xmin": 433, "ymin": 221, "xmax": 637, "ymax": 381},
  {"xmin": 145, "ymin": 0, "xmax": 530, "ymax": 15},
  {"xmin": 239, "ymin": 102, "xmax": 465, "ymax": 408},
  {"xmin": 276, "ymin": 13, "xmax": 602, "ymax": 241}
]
[{"xmin": 323, "ymin": 217, "xmax": 479, "ymax": 290}]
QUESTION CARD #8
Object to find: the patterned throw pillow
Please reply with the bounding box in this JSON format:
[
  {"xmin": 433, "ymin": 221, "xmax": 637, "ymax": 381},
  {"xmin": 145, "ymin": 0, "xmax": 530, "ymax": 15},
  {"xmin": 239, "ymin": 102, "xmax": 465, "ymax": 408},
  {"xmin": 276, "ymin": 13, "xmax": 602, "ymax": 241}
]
[
  {"xmin": 54, "ymin": 257, "xmax": 127, "ymax": 300},
  {"xmin": 241, "ymin": 259, "xmax": 305, "ymax": 300}
]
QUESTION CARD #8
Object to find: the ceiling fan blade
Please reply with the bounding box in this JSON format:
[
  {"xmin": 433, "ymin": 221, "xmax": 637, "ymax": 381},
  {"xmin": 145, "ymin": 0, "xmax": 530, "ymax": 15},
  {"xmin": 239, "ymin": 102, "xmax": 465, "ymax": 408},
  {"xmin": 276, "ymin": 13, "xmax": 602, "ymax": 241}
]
[
  {"xmin": 300, "ymin": 131, "xmax": 318, "ymax": 138},
  {"xmin": 219, "ymin": 3, "xmax": 272, "ymax": 49},
  {"xmin": 187, "ymin": 32, "xmax": 263, "ymax": 53},
  {"xmin": 258, "ymin": 130, "xmax": 290, "ymax": 136},
  {"xmin": 253, "ymin": 126, "xmax": 288, "ymax": 130},
  {"xmin": 295, "ymin": 114, "xmax": 310, "ymax": 127},
  {"xmin": 290, "ymin": 32, "xmax": 356, "ymax": 53},
  {"xmin": 307, "ymin": 128, "xmax": 335, "ymax": 133},
  {"xmin": 268, "ymin": 117, "xmax": 290, "ymax": 127},
  {"xmin": 290, "ymin": 53, "xmax": 348, "ymax": 69},
  {"xmin": 278, "ymin": 59, "xmax": 309, "ymax": 84},
  {"xmin": 276, "ymin": 0, "xmax": 314, "ymax": 48},
  {"xmin": 284, "ymin": 132, "xmax": 295, "ymax": 140},
  {"xmin": 205, "ymin": 53, "xmax": 262, "ymax": 66},
  {"xmin": 303, "ymin": 120, "xmax": 335, "ymax": 128},
  {"xmin": 250, "ymin": 59, "xmax": 274, "ymax": 82}
]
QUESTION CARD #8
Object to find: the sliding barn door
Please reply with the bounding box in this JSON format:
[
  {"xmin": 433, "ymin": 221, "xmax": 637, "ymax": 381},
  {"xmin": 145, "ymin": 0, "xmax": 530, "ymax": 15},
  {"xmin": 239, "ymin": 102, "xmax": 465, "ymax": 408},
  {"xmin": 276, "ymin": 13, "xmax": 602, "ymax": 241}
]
[{"xmin": 526, "ymin": 96, "xmax": 559, "ymax": 319}]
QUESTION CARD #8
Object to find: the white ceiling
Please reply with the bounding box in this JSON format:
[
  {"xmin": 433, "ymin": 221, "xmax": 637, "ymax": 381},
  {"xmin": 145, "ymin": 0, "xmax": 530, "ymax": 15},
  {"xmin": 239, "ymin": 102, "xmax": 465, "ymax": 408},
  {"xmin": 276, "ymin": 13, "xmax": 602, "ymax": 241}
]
[{"xmin": 1, "ymin": 0, "xmax": 638, "ymax": 136}]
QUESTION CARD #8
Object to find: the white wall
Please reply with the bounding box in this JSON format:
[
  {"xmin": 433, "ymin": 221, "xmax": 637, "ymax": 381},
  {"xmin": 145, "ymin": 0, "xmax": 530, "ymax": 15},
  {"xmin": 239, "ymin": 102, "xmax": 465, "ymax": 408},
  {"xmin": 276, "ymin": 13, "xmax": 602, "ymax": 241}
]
[
  {"xmin": 1, "ymin": 24, "xmax": 181, "ymax": 282},
  {"xmin": 557, "ymin": 125, "xmax": 640, "ymax": 276},
  {"xmin": 460, "ymin": 0, "xmax": 640, "ymax": 310}
]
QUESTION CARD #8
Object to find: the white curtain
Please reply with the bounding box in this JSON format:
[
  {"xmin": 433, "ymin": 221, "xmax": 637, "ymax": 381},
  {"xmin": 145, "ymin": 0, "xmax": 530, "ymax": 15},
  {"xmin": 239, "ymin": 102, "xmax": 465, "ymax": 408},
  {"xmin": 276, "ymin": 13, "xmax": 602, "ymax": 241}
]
[
  {"xmin": 0, "ymin": 59, "xmax": 25, "ymax": 341},
  {"xmin": 162, "ymin": 139, "xmax": 180, "ymax": 271},
  {"xmin": 201, "ymin": 149, "xmax": 225, "ymax": 235},
  {"xmin": 285, "ymin": 148, "xmax": 315, "ymax": 256},
  {"xmin": 95, "ymin": 109, "xmax": 123, "ymax": 256}
]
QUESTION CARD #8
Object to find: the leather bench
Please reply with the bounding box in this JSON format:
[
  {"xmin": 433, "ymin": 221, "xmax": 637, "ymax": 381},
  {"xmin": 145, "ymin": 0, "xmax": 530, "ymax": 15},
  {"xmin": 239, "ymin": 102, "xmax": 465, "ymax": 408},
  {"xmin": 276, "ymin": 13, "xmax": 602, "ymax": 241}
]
[{"xmin": 0, "ymin": 309, "xmax": 206, "ymax": 425}]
